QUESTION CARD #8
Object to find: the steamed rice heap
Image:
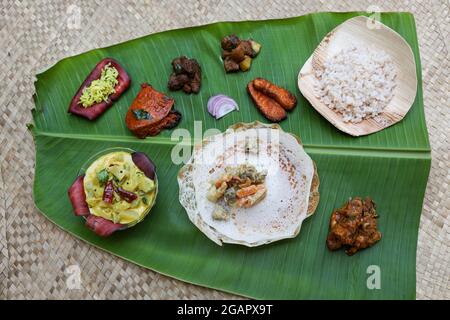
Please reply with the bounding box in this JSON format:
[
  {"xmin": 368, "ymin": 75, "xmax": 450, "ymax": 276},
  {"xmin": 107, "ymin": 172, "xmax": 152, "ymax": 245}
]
[{"xmin": 315, "ymin": 44, "xmax": 397, "ymax": 123}]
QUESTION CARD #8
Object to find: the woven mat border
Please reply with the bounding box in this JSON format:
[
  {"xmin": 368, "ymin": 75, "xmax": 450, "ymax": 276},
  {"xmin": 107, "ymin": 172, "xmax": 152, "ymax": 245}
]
[{"xmin": 0, "ymin": 0, "xmax": 448, "ymax": 299}]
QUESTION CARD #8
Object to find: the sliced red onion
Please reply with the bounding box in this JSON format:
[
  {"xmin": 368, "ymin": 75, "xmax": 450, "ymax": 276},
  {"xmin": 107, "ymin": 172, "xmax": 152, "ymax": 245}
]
[{"xmin": 207, "ymin": 94, "xmax": 239, "ymax": 119}]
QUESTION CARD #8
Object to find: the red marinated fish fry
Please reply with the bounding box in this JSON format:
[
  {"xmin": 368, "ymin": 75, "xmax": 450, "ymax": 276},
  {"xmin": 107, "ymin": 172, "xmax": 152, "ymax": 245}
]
[
  {"xmin": 253, "ymin": 77, "xmax": 297, "ymax": 111},
  {"xmin": 125, "ymin": 83, "xmax": 181, "ymax": 138},
  {"xmin": 247, "ymin": 81, "xmax": 286, "ymax": 122}
]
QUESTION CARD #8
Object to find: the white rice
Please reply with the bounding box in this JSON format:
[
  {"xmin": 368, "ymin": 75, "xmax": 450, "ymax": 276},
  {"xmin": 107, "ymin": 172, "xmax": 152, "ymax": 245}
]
[{"xmin": 314, "ymin": 43, "xmax": 397, "ymax": 123}]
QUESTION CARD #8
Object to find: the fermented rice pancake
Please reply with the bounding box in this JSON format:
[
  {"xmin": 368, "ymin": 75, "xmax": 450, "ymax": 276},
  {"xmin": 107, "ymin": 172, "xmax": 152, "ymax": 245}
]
[{"xmin": 178, "ymin": 122, "xmax": 319, "ymax": 247}]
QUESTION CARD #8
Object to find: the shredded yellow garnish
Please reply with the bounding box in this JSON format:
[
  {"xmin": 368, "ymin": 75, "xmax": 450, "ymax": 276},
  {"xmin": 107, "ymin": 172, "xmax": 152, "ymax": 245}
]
[{"xmin": 79, "ymin": 63, "xmax": 119, "ymax": 108}]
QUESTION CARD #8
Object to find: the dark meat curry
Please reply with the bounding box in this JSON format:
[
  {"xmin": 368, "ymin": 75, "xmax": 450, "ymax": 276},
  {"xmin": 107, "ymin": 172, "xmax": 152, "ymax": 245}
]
[
  {"xmin": 221, "ymin": 34, "xmax": 261, "ymax": 72},
  {"xmin": 167, "ymin": 56, "xmax": 202, "ymax": 94},
  {"xmin": 326, "ymin": 197, "xmax": 382, "ymax": 255}
]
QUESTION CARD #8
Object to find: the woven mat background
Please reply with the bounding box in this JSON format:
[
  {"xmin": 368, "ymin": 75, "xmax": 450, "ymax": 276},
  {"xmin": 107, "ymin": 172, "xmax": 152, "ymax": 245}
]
[{"xmin": 0, "ymin": 0, "xmax": 448, "ymax": 300}]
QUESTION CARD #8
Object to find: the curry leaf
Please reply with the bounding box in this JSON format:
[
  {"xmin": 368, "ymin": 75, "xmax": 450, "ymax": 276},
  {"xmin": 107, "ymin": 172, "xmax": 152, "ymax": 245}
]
[
  {"xmin": 96, "ymin": 169, "xmax": 109, "ymax": 185},
  {"xmin": 132, "ymin": 109, "xmax": 152, "ymax": 120}
]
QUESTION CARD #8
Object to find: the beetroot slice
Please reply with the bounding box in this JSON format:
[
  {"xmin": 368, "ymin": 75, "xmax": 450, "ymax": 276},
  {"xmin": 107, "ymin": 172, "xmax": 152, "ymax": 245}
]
[
  {"xmin": 85, "ymin": 215, "xmax": 123, "ymax": 237},
  {"xmin": 132, "ymin": 152, "xmax": 156, "ymax": 180},
  {"xmin": 68, "ymin": 175, "xmax": 90, "ymax": 216},
  {"xmin": 68, "ymin": 58, "xmax": 131, "ymax": 121}
]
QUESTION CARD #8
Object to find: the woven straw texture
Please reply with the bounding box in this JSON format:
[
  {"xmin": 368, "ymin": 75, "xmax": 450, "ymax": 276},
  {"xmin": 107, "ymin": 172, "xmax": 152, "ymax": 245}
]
[{"xmin": 0, "ymin": 0, "xmax": 448, "ymax": 300}]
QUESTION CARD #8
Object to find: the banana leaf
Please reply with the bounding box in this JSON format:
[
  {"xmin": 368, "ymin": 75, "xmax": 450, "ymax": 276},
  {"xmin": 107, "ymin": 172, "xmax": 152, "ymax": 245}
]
[{"xmin": 30, "ymin": 12, "xmax": 430, "ymax": 299}]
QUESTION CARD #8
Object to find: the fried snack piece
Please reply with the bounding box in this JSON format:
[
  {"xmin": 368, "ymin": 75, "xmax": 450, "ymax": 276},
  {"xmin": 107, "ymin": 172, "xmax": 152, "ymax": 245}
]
[
  {"xmin": 253, "ymin": 78, "xmax": 297, "ymax": 111},
  {"xmin": 125, "ymin": 83, "xmax": 181, "ymax": 138},
  {"xmin": 247, "ymin": 81, "xmax": 286, "ymax": 122},
  {"xmin": 326, "ymin": 197, "xmax": 382, "ymax": 256}
]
